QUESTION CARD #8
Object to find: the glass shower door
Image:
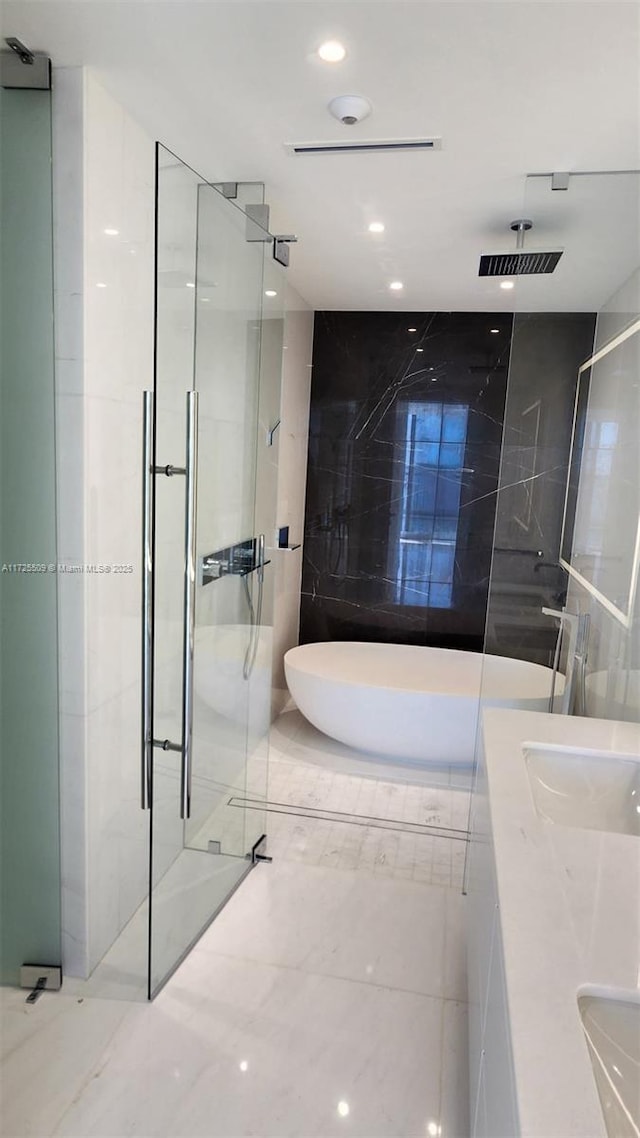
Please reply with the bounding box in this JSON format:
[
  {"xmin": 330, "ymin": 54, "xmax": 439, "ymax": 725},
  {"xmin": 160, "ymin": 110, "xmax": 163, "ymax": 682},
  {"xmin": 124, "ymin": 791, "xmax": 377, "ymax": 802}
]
[{"xmin": 148, "ymin": 146, "xmax": 274, "ymax": 997}]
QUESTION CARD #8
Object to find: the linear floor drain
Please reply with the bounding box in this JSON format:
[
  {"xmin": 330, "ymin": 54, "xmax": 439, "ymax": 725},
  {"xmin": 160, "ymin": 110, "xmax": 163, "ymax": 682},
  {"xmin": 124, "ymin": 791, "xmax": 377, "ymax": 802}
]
[{"xmin": 228, "ymin": 797, "xmax": 469, "ymax": 842}]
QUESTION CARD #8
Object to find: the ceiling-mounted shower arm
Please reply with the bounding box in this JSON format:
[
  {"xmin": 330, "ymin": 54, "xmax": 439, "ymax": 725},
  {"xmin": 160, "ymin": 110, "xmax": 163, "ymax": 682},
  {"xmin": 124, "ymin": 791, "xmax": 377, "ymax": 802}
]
[
  {"xmin": 478, "ymin": 217, "xmax": 563, "ymax": 277},
  {"xmin": 510, "ymin": 219, "xmax": 533, "ymax": 250}
]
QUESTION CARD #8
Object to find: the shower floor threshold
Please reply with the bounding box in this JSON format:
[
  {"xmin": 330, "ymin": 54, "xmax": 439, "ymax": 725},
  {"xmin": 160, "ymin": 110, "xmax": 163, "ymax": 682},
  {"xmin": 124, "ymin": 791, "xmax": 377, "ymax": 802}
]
[{"xmin": 228, "ymin": 796, "xmax": 469, "ymax": 842}]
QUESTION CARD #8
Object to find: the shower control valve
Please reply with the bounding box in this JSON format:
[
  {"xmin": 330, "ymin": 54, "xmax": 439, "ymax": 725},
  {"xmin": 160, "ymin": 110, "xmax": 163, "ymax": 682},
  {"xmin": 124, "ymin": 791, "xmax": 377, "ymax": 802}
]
[{"xmin": 199, "ymin": 556, "xmax": 229, "ymax": 584}]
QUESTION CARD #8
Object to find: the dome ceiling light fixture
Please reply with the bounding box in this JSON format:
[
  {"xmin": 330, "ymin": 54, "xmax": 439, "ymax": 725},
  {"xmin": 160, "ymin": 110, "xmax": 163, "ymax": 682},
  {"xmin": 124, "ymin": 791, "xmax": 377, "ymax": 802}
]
[{"xmin": 328, "ymin": 94, "xmax": 372, "ymax": 125}]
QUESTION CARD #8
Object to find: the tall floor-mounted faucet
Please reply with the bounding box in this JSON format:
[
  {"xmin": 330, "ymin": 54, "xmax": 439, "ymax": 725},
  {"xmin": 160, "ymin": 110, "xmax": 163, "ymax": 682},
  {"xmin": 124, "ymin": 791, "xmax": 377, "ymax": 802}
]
[{"xmin": 542, "ymin": 606, "xmax": 590, "ymax": 715}]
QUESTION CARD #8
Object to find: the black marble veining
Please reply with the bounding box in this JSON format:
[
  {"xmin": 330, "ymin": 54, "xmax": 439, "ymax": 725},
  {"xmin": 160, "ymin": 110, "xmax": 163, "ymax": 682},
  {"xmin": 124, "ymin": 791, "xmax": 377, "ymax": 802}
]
[
  {"xmin": 301, "ymin": 312, "xmax": 512, "ymax": 650},
  {"xmin": 301, "ymin": 310, "xmax": 596, "ymax": 655},
  {"xmin": 485, "ymin": 312, "xmax": 597, "ymax": 664}
]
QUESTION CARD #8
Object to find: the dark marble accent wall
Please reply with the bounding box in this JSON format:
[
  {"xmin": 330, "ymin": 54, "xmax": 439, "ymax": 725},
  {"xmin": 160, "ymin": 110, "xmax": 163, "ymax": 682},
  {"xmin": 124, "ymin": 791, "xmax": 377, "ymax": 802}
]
[
  {"xmin": 485, "ymin": 312, "xmax": 596, "ymax": 665},
  {"xmin": 301, "ymin": 312, "xmax": 513, "ymax": 651}
]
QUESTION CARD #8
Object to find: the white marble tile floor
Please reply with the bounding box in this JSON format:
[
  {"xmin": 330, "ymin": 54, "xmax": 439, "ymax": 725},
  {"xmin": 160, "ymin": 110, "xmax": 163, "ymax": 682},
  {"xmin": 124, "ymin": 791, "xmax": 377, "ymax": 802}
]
[
  {"xmin": 1, "ymin": 860, "xmax": 469, "ymax": 1138},
  {"xmin": 208, "ymin": 709, "xmax": 472, "ymax": 891},
  {"xmin": 1, "ymin": 708, "xmax": 470, "ymax": 1137}
]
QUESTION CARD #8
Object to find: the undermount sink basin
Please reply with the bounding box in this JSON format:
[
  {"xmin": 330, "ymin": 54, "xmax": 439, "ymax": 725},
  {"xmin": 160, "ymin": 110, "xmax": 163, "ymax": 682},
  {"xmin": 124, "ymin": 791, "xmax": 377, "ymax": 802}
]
[
  {"xmin": 578, "ymin": 990, "xmax": 640, "ymax": 1138},
  {"xmin": 523, "ymin": 744, "xmax": 640, "ymax": 837}
]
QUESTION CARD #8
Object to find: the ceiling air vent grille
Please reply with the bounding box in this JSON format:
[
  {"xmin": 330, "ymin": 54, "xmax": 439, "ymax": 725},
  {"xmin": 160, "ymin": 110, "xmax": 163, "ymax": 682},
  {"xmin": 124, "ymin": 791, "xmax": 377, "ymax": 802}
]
[{"xmin": 284, "ymin": 137, "xmax": 442, "ymax": 156}]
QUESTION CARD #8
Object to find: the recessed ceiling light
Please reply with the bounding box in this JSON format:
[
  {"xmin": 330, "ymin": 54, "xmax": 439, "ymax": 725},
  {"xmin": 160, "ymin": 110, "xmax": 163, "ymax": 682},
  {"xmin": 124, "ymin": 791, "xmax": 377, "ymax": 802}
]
[
  {"xmin": 96, "ymin": 282, "xmax": 107, "ymax": 288},
  {"xmin": 337, "ymin": 1102, "xmax": 350, "ymax": 1118},
  {"xmin": 186, "ymin": 281, "xmax": 195, "ymax": 288},
  {"xmin": 431, "ymin": 377, "xmax": 437, "ymax": 382},
  {"xmin": 104, "ymin": 227, "xmax": 119, "ymax": 236},
  {"xmin": 408, "ymin": 327, "xmax": 417, "ymax": 332},
  {"xmin": 490, "ymin": 328, "xmax": 500, "ymax": 333},
  {"xmin": 318, "ymin": 40, "xmax": 346, "ymax": 63},
  {"xmin": 500, "ymin": 281, "xmax": 515, "ymax": 291},
  {"xmin": 265, "ymin": 289, "xmax": 277, "ymax": 297},
  {"xmin": 416, "ymin": 347, "xmax": 424, "ymax": 353},
  {"xmin": 389, "ymin": 281, "xmax": 403, "ymax": 291},
  {"xmin": 368, "ymin": 222, "xmax": 385, "ymax": 233}
]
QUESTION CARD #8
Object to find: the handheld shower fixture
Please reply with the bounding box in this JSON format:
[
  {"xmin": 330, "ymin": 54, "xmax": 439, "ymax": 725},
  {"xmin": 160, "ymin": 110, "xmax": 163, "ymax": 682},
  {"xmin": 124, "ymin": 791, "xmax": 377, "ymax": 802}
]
[{"xmin": 479, "ymin": 218, "xmax": 563, "ymax": 277}]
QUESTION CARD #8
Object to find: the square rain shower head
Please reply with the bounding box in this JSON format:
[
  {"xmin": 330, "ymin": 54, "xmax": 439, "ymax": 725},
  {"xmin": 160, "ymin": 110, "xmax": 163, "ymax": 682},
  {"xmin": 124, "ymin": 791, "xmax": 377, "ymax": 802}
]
[{"xmin": 478, "ymin": 249, "xmax": 563, "ymax": 276}]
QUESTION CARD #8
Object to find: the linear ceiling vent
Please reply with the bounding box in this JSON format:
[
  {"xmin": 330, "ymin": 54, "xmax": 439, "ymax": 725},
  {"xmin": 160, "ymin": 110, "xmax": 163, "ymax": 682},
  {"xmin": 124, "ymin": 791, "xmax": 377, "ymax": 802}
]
[{"xmin": 284, "ymin": 137, "xmax": 442, "ymax": 156}]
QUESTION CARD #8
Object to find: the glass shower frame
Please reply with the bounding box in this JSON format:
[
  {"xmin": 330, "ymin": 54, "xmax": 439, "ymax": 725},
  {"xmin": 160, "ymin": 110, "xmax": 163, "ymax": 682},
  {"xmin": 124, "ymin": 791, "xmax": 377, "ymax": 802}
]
[{"xmin": 146, "ymin": 145, "xmax": 279, "ymax": 998}]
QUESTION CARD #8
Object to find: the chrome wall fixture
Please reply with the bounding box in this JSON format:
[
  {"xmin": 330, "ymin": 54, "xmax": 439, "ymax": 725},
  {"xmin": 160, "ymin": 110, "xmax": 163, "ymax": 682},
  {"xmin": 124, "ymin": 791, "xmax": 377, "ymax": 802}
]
[
  {"xmin": 542, "ymin": 605, "xmax": 591, "ymax": 715},
  {"xmin": 199, "ymin": 536, "xmax": 270, "ymax": 587},
  {"xmin": 141, "ymin": 389, "xmax": 199, "ymax": 820}
]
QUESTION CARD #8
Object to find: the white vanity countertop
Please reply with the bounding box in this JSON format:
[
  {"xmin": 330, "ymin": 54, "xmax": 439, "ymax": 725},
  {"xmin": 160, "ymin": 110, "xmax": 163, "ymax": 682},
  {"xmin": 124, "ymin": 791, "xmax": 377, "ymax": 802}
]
[{"xmin": 481, "ymin": 708, "xmax": 640, "ymax": 1138}]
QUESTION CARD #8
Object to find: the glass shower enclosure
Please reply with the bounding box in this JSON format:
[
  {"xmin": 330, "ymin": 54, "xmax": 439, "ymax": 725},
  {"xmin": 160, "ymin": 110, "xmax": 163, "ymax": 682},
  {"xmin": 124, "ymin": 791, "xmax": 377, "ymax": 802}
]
[
  {"xmin": 0, "ymin": 71, "xmax": 61, "ymax": 988},
  {"xmin": 144, "ymin": 146, "xmax": 279, "ymax": 997}
]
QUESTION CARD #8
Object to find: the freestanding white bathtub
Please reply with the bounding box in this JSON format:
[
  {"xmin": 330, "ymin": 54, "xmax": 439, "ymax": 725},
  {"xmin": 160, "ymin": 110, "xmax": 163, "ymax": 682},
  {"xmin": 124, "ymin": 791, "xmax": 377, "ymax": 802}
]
[{"xmin": 284, "ymin": 641, "xmax": 563, "ymax": 766}]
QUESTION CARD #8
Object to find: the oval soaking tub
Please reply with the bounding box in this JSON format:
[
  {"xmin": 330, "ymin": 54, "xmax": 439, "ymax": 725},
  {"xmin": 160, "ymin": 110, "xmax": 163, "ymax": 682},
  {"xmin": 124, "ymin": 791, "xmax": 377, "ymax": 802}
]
[{"xmin": 284, "ymin": 641, "xmax": 562, "ymax": 765}]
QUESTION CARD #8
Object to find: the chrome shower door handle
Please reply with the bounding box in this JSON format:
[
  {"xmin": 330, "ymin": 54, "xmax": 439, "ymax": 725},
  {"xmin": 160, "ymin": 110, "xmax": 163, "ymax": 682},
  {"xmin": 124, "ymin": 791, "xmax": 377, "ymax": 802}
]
[
  {"xmin": 180, "ymin": 391, "xmax": 199, "ymax": 820},
  {"xmin": 257, "ymin": 532, "xmax": 265, "ymax": 583},
  {"xmin": 141, "ymin": 390, "xmax": 154, "ymax": 809}
]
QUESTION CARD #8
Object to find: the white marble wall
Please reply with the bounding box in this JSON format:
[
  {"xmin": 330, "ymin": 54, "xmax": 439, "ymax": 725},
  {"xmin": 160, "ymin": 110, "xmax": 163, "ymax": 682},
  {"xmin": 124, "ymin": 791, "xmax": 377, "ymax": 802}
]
[
  {"xmin": 566, "ymin": 269, "xmax": 640, "ymax": 723},
  {"xmin": 466, "ymin": 728, "xmax": 519, "ymax": 1138},
  {"xmin": 53, "ymin": 68, "xmax": 155, "ymax": 977},
  {"xmin": 53, "ymin": 70, "xmax": 312, "ymax": 978},
  {"xmin": 271, "ymin": 285, "xmax": 314, "ymax": 715}
]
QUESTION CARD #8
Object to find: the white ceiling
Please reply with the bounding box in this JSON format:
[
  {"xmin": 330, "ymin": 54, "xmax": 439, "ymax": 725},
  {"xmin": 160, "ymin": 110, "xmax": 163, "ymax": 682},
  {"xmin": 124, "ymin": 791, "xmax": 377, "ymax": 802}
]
[{"xmin": 4, "ymin": 0, "xmax": 640, "ymax": 311}]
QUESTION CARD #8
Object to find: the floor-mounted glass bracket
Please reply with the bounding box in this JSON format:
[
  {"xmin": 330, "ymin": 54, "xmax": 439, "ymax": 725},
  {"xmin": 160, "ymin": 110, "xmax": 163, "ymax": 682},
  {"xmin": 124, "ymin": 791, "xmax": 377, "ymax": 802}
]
[
  {"xmin": 266, "ymin": 418, "xmax": 281, "ymax": 446},
  {"xmin": 1, "ymin": 39, "xmax": 51, "ymax": 89},
  {"xmin": 20, "ymin": 964, "xmax": 62, "ymax": 1003},
  {"xmin": 249, "ymin": 834, "xmax": 272, "ymax": 864}
]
